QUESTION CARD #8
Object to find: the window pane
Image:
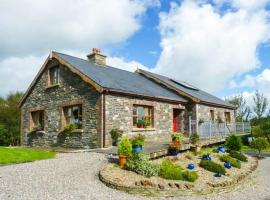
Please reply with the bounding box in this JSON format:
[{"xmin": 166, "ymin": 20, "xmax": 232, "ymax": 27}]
[{"xmin": 64, "ymin": 104, "xmax": 82, "ymax": 128}]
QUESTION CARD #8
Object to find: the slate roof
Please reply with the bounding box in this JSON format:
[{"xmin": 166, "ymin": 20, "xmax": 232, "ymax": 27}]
[
  {"xmin": 54, "ymin": 52, "xmax": 187, "ymax": 103},
  {"xmin": 136, "ymin": 69, "xmax": 235, "ymax": 108}
]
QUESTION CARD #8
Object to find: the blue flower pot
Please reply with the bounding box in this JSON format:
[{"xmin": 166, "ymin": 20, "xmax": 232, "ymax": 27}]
[
  {"xmin": 202, "ymin": 155, "xmax": 212, "ymax": 160},
  {"xmin": 224, "ymin": 162, "xmax": 232, "ymax": 169},
  {"xmin": 169, "ymin": 149, "xmax": 179, "ymax": 156},
  {"xmin": 188, "ymin": 163, "xmax": 195, "ymax": 170},
  {"xmin": 218, "ymin": 147, "xmax": 226, "ymax": 153},
  {"xmin": 214, "ymin": 172, "xmax": 222, "ymax": 177},
  {"xmin": 132, "ymin": 145, "xmax": 142, "ymax": 153}
]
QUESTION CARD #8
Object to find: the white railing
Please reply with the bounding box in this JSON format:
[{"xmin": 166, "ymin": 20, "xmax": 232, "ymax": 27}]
[{"xmin": 189, "ymin": 118, "xmax": 251, "ymax": 139}]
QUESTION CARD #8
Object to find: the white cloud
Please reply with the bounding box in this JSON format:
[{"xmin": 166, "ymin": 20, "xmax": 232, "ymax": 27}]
[
  {"xmin": 0, "ymin": 0, "xmax": 156, "ymax": 96},
  {"xmin": 107, "ymin": 56, "xmax": 149, "ymax": 72},
  {"xmin": 0, "ymin": 0, "xmax": 154, "ymax": 58},
  {"xmin": 0, "ymin": 55, "xmax": 45, "ymax": 96},
  {"xmin": 154, "ymin": 0, "xmax": 270, "ymax": 92}
]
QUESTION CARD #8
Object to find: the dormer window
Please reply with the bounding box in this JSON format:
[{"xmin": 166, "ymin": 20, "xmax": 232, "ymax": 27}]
[{"xmin": 48, "ymin": 66, "xmax": 59, "ymax": 85}]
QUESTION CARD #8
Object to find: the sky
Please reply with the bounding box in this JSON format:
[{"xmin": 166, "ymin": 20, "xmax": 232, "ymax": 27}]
[{"xmin": 1, "ymin": 0, "xmax": 270, "ymax": 109}]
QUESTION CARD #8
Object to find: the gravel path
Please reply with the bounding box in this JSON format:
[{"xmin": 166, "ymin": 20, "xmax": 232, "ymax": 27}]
[{"xmin": 0, "ymin": 152, "xmax": 269, "ymax": 200}]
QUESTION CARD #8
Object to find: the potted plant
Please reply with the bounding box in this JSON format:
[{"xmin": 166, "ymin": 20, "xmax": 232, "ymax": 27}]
[
  {"xmin": 131, "ymin": 134, "xmax": 145, "ymax": 153},
  {"xmin": 190, "ymin": 132, "xmax": 200, "ymax": 153},
  {"xmin": 168, "ymin": 141, "xmax": 180, "ymax": 156},
  {"xmin": 171, "ymin": 132, "xmax": 184, "ymax": 143},
  {"xmin": 117, "ymin": 136, "xmax": 132, "ymax": 168},
  {"xmin": 137, "ymin": 120, "xmax": 144, "ymax": 128},
  {"xmin": 110, "ymin": 128, "xmax": 123, "ymax": 146}
]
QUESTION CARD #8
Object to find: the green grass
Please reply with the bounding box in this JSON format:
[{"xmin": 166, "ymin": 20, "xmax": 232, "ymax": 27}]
[
  {"xmin": 0, "ymin": 147, "xmax": 56, "ymax": 164},
  {"xmin": 242, "ymin": 145, "xmax": 270, "ymax": 152}
]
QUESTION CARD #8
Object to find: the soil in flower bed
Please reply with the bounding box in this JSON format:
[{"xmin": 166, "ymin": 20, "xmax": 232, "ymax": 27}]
[{"xmin": 99, "ymin": 151, "xmax": 258, "ymax": 196}]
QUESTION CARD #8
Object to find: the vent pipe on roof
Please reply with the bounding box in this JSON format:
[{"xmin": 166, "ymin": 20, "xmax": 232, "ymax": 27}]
[{"xmin": 87, "ymin": 48, "xmax": 107, "ymax": 66}]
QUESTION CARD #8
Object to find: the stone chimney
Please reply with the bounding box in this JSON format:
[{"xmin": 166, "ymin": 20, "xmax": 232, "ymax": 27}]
[{"xmin": 87, "ymin": 48, "xmax": 107, "ymax": 66}]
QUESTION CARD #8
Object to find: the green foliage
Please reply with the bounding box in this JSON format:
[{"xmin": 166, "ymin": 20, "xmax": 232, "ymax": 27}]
[
  {"xmin": 229, "ymin": 150, "xmax": 248, "ymax": 162},
  {"xmin": 251, "ymin": 137, "xmax": 269, "ymax": 155},
  {"xmin": 225, "ymin": 93, "xmax": 251, "ymax": 122},
  {"xmin": 199, "ymin": 160, "xmax": 226, "ymax": 175},
  {"xmin": 258, "ymin": 121, "xmax": 270, "ymax": 142},
  {"xmin": 171, "ymin": 132, "xmax": 185, "ymax": 142},
  {"xmin": 137, "ymin": 119, "xmax": 150, "ymax": 128},
  {"xmin": 225, "ymin": 134, "xmax": 242, "ymax": 151},
  {"xmin": 0, "ymin": 124, "xmax": 10, "ymax": 146},
  {"xmin": 130, "ymin": 134, "xmax": 145, "ymax": 146},
  {"xmin": 183, "ymin": 171, "xmax": 199, "ymax": 182},
  {"xmin": 0, "ymin": 147, "xmax": 55, "ymax": 164},
  {"xmin": 117, "ymin": 136, "xmax": 132, "ymax": 156},
  {"xmin": 109, "ymin": 128, "xmax": 123, "ymax": 141},
  {"xmin": 159, "ymin": 160, "xmax": 198, "ymax": 182},
  {"xmin": 190, "ymin": 133, "xmax": 200, "ymax": 145},
  {"xmin": 219, "ymin": 155, "xmax": 241, "ymax": 169},
  {"xmin": 63, "ymin": 124, "xmax": 79, "ymax": 132},
  {"xmin": 252, "ymin": 90, "xmax": 268, "ymax": 119},
  {"xmin": 0, "ymin": 92, "xmax": 23, "ymax": 146},
  {"xmin": 125, "ymin": 153, "xmax": 159, "ymax": 177}
]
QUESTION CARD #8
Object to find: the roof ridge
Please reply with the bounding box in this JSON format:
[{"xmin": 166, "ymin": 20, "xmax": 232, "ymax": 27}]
[{"xmin": 53, "ymin": 51, "xmax": 146, "ymax": 76}]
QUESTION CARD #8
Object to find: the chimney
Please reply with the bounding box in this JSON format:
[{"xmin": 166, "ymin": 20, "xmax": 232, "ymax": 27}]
[{"xmin": 87, "ymin": 48, "xmax": 107, "ymax": 66}]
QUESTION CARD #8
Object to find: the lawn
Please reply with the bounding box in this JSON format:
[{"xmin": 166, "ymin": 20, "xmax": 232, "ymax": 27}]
[
  {"xmin": 241, "ymin": 145, "xmax": 270, "ymax": 152},
  {"xmin": 0, "ymin": 147, "xmax": 56, "ymax": 164}
]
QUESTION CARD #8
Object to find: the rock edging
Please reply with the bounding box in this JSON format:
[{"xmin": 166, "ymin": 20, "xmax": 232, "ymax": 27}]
[{"xmin": 99, "ymin": 158, "xmax": 259, "ymax": 197}]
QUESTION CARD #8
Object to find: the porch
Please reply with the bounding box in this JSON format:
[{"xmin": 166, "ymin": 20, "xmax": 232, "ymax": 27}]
[{"xmin": 92, "ymin": 121, "xmax": 251, "ymax": 159}]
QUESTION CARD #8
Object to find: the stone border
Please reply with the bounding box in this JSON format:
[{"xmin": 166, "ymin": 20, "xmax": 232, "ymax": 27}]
[{"xmin": 99, "ymin": 158, "xmax": 259, "ymax": 197}]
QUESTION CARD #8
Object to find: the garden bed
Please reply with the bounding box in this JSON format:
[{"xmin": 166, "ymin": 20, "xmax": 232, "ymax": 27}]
[{"xmin": 99, "ymin": 152, "xmax": 258, "ymax": 197}]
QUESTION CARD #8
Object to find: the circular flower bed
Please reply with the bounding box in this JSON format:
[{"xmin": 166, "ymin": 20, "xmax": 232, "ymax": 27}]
[{"xmin": 99, "ymin": 151, "xmax": 258, "ymax": 197}]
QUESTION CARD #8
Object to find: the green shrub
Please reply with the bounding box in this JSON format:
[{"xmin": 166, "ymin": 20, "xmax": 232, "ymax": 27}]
[
  {"xmin": 64, "ymin": 124, "xmax": 79, "ymax": 132},
  {"xmin": 130, "ymin": 134, "xmax": 145, "ymax": 146},
  {"xmin": 117, "ymin": 136, "xmax": 132, "ymax": 156},
  {"xmin": 190, "ymin": 132, "xmax": 200, "ymax": 145},
  {"xmin": 251, "ymin": 137, "xmax": 269, "ymax": 156},
  {"xmin": 171, "ymin": 132, "xmax": 185, "ymax": 142},
  {"xmin": 229, "ymin": 150, "xmax": 248, "ymax": 162},
  {"xmin": 225, "ymin": 134, "xmax": 242, "ymax": 151},
  {"xmin": 125, "ymin": 153, "xmax": 159, "ymax": 177},
  {"xmin": 159, "ymin": 160, "xmax": 198, "ymax": 182},
  {"xmin": 110, "ymin": 128, "xmax": 123, "ymax": 141},
  {"xmin": 219, "ymin": 155, "xmax": 241, "ymax": 168},
  {"xmin": 183, "ymin": 171, "xmax": 199, "ymax": 182},
  {"xmin": 199, "ymin": 160, "xmax": 226, "ymax": 175}
]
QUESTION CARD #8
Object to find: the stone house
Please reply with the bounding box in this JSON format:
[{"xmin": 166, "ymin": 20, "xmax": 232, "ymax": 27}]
[{"xmin": 19, "ymin": 49, "xmax": 236, "ymax": 148}]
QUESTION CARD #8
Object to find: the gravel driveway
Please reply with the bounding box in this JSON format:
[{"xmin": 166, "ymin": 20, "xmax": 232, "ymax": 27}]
[{"xmin": 0, "ymin": 152, "xmax": 269, "ymax": 200}]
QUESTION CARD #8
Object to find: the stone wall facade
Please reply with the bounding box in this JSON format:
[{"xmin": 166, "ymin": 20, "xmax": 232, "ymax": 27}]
[
  {"xmin": 21, "ymin": 59, "xmax": 102, "ymax": 148},
  {"xmin": 104, "ymin": 94, "xmax": 185, "ymax": 147},
  {"xmin": 196, "ymin": 104, "xmax": 235, "ymax": 123}
]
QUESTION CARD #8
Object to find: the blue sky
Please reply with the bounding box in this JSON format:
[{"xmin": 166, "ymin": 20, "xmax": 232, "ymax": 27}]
[{"xmin": 0, "ymin": 0, "xmax": 270, "ymax": 107}]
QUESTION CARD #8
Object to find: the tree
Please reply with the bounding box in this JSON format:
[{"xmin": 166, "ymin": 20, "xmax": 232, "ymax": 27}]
[
  {"xmin": 259, "ymin": 121, "xmax": 270, "ymax": 143},
  {"xmin": 226, "ymin": 94, "xmax": 251, "ymax": 121},
  {"xmin": 251, "ymin": 137, "xmax": 269, "ymax": 157},
  {"xmin": 0, "ymin": 92, "xmax": 23, "ymax": 146},
  {"xmin": 253, "ymin": 90, "xmax": 268, "ymax": 119}
]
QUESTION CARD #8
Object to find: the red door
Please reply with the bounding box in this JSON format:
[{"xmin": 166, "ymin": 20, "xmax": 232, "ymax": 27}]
[{"xmin": 173, "ymin": 109, "xmax": 181, "ymax": 132}]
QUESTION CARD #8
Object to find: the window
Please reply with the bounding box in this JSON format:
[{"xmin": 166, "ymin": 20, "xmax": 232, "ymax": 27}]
[
  {"xmin": 210, "ymin": 110, "xmax": 214, "ymax": 121},
  {"xmin": 224, "ymin": 112, "xmax": 231, "ymax": 123},
  {"xmin": 31, "ymin": 110, "xmax": 44, "ymax": 131},
  {"xmin": 48, "ymin": 66, "xmax": 59, "ymax": 85},
  {"xmin": 63, "ymin": 104, "xmax": 82, "ymax": 129},
  {"xmin": 133, "ymin": 105, "xmax": 153, "ymax": 128}
]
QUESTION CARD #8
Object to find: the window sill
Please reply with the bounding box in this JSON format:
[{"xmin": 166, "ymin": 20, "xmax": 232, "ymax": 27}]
[
  {"xmin": 71, "ymin": 129, "xmax": 84, "ymax": 133},
  {"xmin": 46, "ymin": 84, "xmax": 60, "ymax": 89},
  {"xmin": 132, "ymin": 128, "xmax": 155, "ymax": 132},
  {"xmin": 36, "ymin": 130, "xmax": 46, "ymax": 134}
]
